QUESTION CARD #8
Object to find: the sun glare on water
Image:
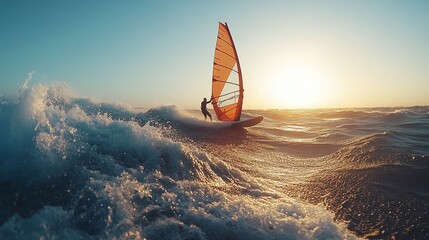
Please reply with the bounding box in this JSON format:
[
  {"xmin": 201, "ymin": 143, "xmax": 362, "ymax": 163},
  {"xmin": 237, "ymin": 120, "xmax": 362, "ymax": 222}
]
[{"xmin": 269, "ymin": 64, "xmax": 328, "ymax": 109}]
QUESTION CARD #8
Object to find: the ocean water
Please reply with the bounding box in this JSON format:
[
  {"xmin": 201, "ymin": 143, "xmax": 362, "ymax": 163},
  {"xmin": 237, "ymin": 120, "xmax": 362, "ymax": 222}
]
[{"xmin": 1, "ymin": 83, "xmax": 428, "ymax": 240}]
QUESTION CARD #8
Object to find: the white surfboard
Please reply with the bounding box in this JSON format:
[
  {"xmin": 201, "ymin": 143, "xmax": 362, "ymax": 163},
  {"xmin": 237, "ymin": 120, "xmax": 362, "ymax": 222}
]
[{"xmin": 230, "ymin": 116, "xmax": 263, "ymax": 128}]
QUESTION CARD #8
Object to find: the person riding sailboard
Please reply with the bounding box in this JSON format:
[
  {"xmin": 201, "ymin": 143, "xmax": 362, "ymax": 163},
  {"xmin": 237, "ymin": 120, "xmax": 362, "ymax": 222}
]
[
  {"xmin": 201, "ymin": 96, "xmax": 213, "ymax": 121},
  {"xmin": 209, "ymin": 22, "xmax": 263, "ymax": 127}
]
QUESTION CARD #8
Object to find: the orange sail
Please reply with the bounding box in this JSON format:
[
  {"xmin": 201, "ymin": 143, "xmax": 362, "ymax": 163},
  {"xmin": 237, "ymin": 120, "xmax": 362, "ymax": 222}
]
[{"xmin": 212, "ymin": 22, "xmax": 243, "ymax": 121}]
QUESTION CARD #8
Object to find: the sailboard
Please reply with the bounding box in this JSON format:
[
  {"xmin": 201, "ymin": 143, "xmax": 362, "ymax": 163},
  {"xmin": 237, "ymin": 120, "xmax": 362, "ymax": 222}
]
[{"xmin": 211, "ymin": 22, "xmax": 263, "ymax": 127}]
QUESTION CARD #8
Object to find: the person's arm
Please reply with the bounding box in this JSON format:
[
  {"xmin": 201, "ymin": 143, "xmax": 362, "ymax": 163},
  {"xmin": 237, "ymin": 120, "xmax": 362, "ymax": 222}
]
[{"xmin": 210, "ymin": 96, "xmax": 214, "ymax": 103}]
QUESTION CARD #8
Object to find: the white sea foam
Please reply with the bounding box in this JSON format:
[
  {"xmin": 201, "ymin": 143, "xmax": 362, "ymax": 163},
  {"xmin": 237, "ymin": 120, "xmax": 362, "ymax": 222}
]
[{"xmin": 0, "ymin": 82, "xmax": 363, "ymax": 239}]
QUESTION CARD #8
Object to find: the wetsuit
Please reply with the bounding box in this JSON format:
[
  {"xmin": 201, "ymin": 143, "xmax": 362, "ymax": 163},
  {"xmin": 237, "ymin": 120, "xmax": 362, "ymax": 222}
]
[{"xmin": 201, "ymin": 98, "xmax": 213, "ymax": 121}]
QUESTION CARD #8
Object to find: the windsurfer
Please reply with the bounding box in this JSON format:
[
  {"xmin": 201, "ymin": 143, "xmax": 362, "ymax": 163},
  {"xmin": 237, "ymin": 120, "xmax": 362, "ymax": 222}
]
[{"xmin": 201, "ymin": 97, "xmax": 213, "ymax": 121}]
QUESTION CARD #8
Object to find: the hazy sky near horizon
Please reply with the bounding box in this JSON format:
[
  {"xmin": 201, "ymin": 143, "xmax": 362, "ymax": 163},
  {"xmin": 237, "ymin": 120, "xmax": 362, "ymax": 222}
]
[{"xmin": 1, "ymin": 0, "xmax": 429, "ymax": 109}]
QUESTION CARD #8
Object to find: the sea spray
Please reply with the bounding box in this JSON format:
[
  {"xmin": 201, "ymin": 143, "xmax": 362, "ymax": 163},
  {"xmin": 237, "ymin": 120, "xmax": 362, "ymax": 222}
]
[{"xmin": 4, "ymin": 83, "xmax": 428, "ymax": 239}]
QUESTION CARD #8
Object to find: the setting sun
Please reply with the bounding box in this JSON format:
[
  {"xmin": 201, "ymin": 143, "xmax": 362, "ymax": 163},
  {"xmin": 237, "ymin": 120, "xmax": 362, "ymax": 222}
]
[{"xmin": 268, "ymin": 63, "xmax": 328, "ymax": 109}]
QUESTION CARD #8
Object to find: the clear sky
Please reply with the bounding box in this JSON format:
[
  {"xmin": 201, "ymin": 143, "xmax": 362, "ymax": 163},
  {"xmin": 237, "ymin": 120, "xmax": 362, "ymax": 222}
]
[{"xmin": 1, "ymin": 0, "xmax": 429, "ymax": 109}]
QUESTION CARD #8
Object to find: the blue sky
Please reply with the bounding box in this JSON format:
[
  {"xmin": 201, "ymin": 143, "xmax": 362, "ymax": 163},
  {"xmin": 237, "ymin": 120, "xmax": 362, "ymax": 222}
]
[{"xmin": 1, "ymin": 0, "xmax": 429, "ymax": 109}]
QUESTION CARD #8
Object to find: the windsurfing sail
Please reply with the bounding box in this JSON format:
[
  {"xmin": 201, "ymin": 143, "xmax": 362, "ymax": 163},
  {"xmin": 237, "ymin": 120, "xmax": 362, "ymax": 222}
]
[{"xmin": 212, "ymin": 22, "xmax": 243, "ymax": 121}]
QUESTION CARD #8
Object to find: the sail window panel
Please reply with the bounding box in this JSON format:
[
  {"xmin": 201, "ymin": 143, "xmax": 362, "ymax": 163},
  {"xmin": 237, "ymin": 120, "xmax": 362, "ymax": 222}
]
[{"xmin": 216, "ymin": 64, "xmax": 239, "ymax": 105}]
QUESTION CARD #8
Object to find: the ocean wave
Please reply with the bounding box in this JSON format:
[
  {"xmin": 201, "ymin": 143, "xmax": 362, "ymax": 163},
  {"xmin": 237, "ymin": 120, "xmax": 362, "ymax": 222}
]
[
  {"xmin": 334, "ymin": 131, "xmax": 411, "ymax": 165},
  {"xmin": 316, "ymin": 109, "xmax": 382, "ymax": 119},
  {"xmin": 276, "ymin": 142, "xmax": 340, "ymax": 158},
  {"xmin": 293, "ymin": 162, "xmax": 429, "ymax": 239},
  {"xmin": 380, "ymin": 110, "xmax": 409, "ymax": 122},
  {"xmin": 0, "ymin": 83, "xmax": 357, "ymax": 239}
]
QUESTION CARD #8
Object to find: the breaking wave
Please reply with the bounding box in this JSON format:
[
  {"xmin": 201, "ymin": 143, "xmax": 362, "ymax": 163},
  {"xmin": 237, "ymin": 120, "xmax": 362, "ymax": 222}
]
[{"xmin": 0, "ymin": 82, "xmax": 357, "ymax": 239}]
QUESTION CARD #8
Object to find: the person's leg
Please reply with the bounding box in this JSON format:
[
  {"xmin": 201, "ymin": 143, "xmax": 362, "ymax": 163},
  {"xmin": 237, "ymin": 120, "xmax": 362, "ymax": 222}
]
[{"xmin": 203, "ymin": 109, "xmax": 211, "ymax": 121}]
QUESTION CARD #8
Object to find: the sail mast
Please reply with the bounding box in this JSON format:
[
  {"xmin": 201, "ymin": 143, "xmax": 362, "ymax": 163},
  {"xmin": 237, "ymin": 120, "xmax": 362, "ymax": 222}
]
[{"xmin": 224, "ymin": 23, "xmax": 243, "ymax": 121}]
